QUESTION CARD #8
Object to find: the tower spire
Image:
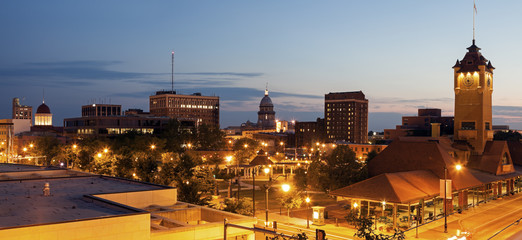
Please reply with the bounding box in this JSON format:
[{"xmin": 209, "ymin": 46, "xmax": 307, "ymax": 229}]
[
  {"xmin": 42, "ymin": 89, "xmax": 45, "ymax": 103},
  {"xmin": 171, "ymin": 51, "xmax": 175, "ymax": 93},
  {"xmin": 473, "ymin": 0, "xmax": 477, "ymax": 42},
  {"xmin": 265, "ymin": 82, "xmax": 269, "ymax": 96}
]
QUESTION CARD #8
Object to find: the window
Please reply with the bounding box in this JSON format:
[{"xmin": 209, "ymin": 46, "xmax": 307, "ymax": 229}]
[
  {"xmin": 461, "ymin": 122, "xmax": 475, "ymax": 130},
  {"xmin": 485, "ymin": 122, "xmax": 490, "ymax": 130},
  {"xmin": 502, "ymin": 153, "xmax": 509, "ymax": 165}
]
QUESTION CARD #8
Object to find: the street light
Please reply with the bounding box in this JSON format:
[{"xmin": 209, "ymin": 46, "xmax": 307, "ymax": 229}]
[
  {"xmin": 150, "ymin": 144, "xmax": 156, "ymax": 150},
  {"xmin": 306, "ymin": 196, "xmax": 311, "ymax": 228},
  {"xmin": 263, "ymin": 168, "xmax": 289, "ymax": 225},
  {"xmin": 444, "ymin": 164, "xmax": 463, "ymax": 233},
  {"xmin": 103, "ymin": 148, "xmax": 108, "ymax": 153}
]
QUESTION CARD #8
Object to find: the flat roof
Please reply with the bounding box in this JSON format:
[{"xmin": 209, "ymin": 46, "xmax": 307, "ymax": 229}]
[
  {"xmin": 0, "ymin": 174, "xmax": 164, "ymax": 229},
  {"xmin": 0, "ymin": 163, "xmax": 50, "ymax": 173}
]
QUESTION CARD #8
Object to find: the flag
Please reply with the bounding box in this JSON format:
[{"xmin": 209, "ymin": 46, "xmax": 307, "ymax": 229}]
[{"xmin": 474, "ymin": 1, "xmax": 477, "ymax": 14}]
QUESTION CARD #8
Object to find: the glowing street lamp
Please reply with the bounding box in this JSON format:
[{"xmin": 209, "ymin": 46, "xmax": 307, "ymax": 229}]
[
  {"xmin": 72, "ymin": 144, "xmax": 77, "ymax": 149},
  {"xmin": 103, "ymin": 148, "xmax": 108, "ymax": 153},
  {"xmin": 282, "ymin": 183, "xmax": 291, "ymax": 192},
  {"xmin": 97, "ymin": 153, "xmax": 102, "ymax": 158},
  {"xmin": 29, "ymin": 143, "xmax": 34, "ymax": 148},
  {"xmin": 150, "ymin": 144, "xmax": 156, "ymax": 150}
]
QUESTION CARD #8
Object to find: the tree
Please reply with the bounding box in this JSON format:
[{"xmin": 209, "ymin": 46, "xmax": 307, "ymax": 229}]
[
  {"xmin": 278, "ymin": 190, "xmax": 304, "ymax": 219},
  {"xmin": 34, "ymin": 136, "xmax": 61, "ymax": 165},
  {"xmin": 323, "ymin": 145, "xmax": 365, "ymax": 191},
  {"xmin": 134, "ymin": 151, "xmax": 158, "ymax": 183},
  {"xmin": 494, "ymin": 130, "xmax": 522, "ymax": 141},
  {"xmin": 233, "ymin": 138, "xmax": 259, "ymax": 164},
  {"xmin": 293, "ymin": 168, "xmax": 308, "ymax": 191},
  {"xmin": 223, "ymin": 197, "xmax": 253, "ymax": 216},
  {"xmin": 352, "ymin": 216, "xmax": 405, "ymax": 240},
  {"xmin": 173, "ymin": 154, "xmax": 213, "ymax": 205},
  {"xmin": 161, "ymin": 119, "xmax": 193, "ymax": 153},
  {"xmin": 196, "ymin": 124, "xmax": 225, "ymax": 150}
]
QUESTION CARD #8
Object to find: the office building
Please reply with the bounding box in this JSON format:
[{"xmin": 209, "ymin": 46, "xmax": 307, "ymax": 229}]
[
  {"xmin": 12, "ymin": 98, "xmax": 32, "ymax": 124},
  {"xmin": 149, "ymin": 91, "xmax": 219, "ymax": 127},
  {"xmin": 325, "ymin": 91, "xmax": 368, "ymax": 144}
]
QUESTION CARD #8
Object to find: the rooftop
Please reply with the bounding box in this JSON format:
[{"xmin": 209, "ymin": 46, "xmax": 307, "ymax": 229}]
[{"xmin": 0, "ymin": 169, "xmax": 165, "ymax": 229}]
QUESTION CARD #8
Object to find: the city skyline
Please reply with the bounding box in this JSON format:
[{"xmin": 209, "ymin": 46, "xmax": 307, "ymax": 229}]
[{"xmin": 2, "ymin": 1, "xmax": 522, "ymax": 131}]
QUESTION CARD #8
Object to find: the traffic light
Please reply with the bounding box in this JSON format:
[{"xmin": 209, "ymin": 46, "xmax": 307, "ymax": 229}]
[{"xmin": 316, "ymin": 229, "xmax": 326, "ymax": 240}]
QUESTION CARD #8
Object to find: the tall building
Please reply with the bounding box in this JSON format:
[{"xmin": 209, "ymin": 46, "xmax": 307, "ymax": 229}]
[
  {"xmin": 257, "ymin": 88, "xmax": 276, "ymax": 129},
  {"xmin": 34, "ymin": 101, "xmax": 52, "ymax": 126},
  {"xmin": 325, "ymin": 91, "xmax": 368, "ymax": 144},
  {"xmin": 12, "ymin": 98, "xmax": 32, "ymax": 124},
  {"xmin": 453, "ymin": 40, "xmax": 494, "ymax": 154},
  {"xmin": 149, "ymin": 91, "xmax": 219, "ymax": 127}
]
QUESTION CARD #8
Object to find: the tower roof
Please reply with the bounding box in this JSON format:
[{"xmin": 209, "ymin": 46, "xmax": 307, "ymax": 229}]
[
  {"xmin": 260, "ymin": 89, "xmax": 273, "ymax": 107},
  {"xmin": 454, "ymin": 40, "xmax": 494, "ymax": 73},
  {"xmin": 36, "ymin": 103, "xmax": 51, "ymax": 114}
]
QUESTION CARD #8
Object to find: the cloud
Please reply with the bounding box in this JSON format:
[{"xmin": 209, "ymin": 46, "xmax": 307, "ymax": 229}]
[
  {"xmin": 178, "ymin": 72, "xmax": 263, "ymax": 77},
  {"xmin": 0, "ymin": 60, "xmax": 170, "ymax": 89}
]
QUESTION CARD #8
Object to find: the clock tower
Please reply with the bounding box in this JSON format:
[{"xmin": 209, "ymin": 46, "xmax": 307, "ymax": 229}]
[{"xmin": 453, "ymin": 40, "xmax": 494, "ymax": 154}]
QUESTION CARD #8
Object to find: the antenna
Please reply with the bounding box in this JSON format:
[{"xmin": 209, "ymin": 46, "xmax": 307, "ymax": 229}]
[
  {"xmin": 473, "ymin": 0, "xmax": 477, "ymax": 41},
  {"xmin": 171, "ymin": 51, "xmax": 175, "ymax": 92}
]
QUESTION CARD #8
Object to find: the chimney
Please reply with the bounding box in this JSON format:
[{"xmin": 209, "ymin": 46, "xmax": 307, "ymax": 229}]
[{"xmin": 431, "ymin": 123, "xmax": 441, "ymax": 138}]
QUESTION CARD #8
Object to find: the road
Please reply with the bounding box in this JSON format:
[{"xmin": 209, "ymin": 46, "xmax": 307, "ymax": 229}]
[{"xmin": 406, "ymin": 193, "xmax": 522, "ymax": 239}]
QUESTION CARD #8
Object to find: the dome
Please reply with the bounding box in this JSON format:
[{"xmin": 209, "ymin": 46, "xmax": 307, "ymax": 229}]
[
  {"xmin": 36, "ymin": 103, "xmax": 51, "ymax": 114},
  {"xmin": 260, "ymin": 95, "xmax": 273, "ymax": 107}
]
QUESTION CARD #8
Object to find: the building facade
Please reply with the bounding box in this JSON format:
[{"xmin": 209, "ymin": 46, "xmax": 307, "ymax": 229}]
[
  {"xmin": 149, "ymin": 91, "xmax": 219, "ymax": 127},
  {"xmin": 12, "ymin": 98, "xmax": 32, "ymax": 124},
  {"xmin": 384, "ymin": 108, "xmax": 454, "ymax": 139},
  {"xmin": 82, "ymin": 104, "xmax": 122, "ymax": 117},
  {"xmin": 325, "ymin": 91, "xmax": 368, "ymax": 144},
  {"xmin": 295, "ymin": 118, "xmax": 326, "ymax": 147}
]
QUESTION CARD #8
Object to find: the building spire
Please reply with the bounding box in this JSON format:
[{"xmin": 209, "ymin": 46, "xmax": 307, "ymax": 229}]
[
  {"xmin": 265, "ymin": 82, "xmax": 269, "ymax": 96},
  {"xmin": 171, "ymin": 51, "xmax": 175, "ymax": 92},
  {"xmin": 42, "ymin": 88, "xmax": 45, "ymax": 104},
  {"xmin": 473, "ymin": 0, "xmax": 477, "ymax": 42}
]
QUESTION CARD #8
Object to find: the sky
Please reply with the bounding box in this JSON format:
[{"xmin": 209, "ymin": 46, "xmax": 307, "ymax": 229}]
[{"xmin": 1, "ymin": 1, "xmax": 522, "ymax": 131}]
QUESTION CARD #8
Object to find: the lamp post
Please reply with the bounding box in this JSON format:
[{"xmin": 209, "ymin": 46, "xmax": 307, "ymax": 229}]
[
  {"xmin": 264, "ymin": 167, "xmax": 289, "ymax": 226},
  {"xmin": 444, "ymin": 166, "xmax": 448, "ymax": 233},
  {"xmin": 252, "ymin": 167, "xmax": 256, "ymax": 217},
  {"xmin": 306, "ymin": 196, "xmax": 311, "ymax": 228},
  {"xmin": 444, "ymin": 164, "xmax": 462, "ymax": 233}
]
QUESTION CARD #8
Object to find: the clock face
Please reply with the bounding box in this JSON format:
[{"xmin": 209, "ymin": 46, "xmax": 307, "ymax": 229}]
[{"xmin": 464, "ymin": 76, "xmax": 473, "ymax": 87}]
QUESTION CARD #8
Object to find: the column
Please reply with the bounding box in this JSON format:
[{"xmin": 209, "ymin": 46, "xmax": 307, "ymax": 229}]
[{"xmin": 498, "ymin": 182, "xmax": 502, "ymax": 197}]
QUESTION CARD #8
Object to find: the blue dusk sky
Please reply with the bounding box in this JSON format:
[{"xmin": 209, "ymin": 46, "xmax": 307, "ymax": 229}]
[{"xmin": 1, "ymin": 1, "xmax": 522, "ymax": 131}]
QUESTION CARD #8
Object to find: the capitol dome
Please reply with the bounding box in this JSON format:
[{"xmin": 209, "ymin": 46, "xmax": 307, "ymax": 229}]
[
  {"xmin": 36, "ymin": 103, "xmax": 51, "ymax": 114},
  {"xmin": 259, "ymin": 89, "xmax": 273, "ymax": 107}
]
